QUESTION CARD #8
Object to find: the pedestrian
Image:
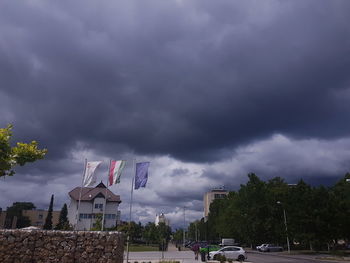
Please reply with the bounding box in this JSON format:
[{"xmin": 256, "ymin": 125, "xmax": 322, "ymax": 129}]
[{"xmin": 192, "ymin": 243, "xmax": 200, "ymax": 260}]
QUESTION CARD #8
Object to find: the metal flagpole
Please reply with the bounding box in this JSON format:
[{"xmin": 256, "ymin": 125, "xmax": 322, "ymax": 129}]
[
  {"xmin": 75, "ymin": 158, "xmax": 87, "ymax": 230},
  {"xmin": 126, "ymin": 159, "xmax": 136, "ymax": 263},
  {"xmin": 101, "ymin": 160, "xmax": 111, "ymax": 231}
]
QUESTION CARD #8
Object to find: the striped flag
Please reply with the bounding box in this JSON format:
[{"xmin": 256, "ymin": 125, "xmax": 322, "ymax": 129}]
[{"xmin": 109, "ymin": 160, "xmax": 126, "ymax": 186}]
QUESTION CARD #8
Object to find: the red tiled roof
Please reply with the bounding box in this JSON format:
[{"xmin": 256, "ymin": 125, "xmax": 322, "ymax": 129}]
[{"xmin": 69, "ymin": 183, "xmax": 121, "ymax": 203}]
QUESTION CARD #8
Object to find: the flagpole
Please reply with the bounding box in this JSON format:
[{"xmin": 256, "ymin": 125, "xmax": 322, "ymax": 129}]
[
  {"xmin": 76, "ymin": 158, "xmax": 87, "ymax": 231},
  {"xmin": 102, "ymin": 160, "xmax": 111, "ymax": 231},
  {"xmin": 126, "ymin": 159, "xmax": 136, "ymax": 263}
]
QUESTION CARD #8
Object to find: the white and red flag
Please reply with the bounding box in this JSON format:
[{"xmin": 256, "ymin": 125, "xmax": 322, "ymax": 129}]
[
  {"xmin": 109, "ymin": 160, "xmax": 126, "ymax": 186},
  {"xmin": 83, "ymin": 161, "xmax": 102, "ymax": 187}
]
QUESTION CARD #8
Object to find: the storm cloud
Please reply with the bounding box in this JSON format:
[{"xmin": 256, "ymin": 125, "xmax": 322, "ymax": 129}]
[{"xmin": 1, "ymin": 0, "xmax": 350, "ymax": 227}]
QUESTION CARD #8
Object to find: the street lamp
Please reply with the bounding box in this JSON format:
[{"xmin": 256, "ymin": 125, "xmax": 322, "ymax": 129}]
[
  {"xmin": 277, "ymin": 201, "xmax": 290, "ymax": 253},
  {"xmin": 183, "ymin": 206, "xmax": 186, "ymax": 248}
]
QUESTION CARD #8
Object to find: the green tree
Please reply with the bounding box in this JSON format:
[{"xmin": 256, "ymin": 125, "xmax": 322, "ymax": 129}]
[
  {"xmin": 91, "ymin": 213, "xmax": 103, "ymax": 231},
  {"xmin": 0, "ymin": 124, "xmax": 47, "ymax": 177},
  {"xmin": 43, "ymin": 194, "xmax": 54, "ymax": 230},
  {"xmin": 143, "ymin": 222, "xmax": 160, "ymax": 244},
  {"xmin": 5, "ymin": 202, "xmax": 36, "ymax": 228},
  {"xmin": 330, "ymin": 173, "xmax": 350, "ymax": 243},
  {"xmin": 117, "ymin": 221, "xmax": 143, "ymax": 241},
  {"xmin": 173, "ymin": 228, "xmax": 184, "ymax": 244},
  {"xmin": 55, "ymin": 203, "xmax": 69, "ymax": 230}
]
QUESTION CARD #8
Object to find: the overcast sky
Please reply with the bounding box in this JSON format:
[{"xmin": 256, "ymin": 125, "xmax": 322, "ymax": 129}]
[{"xmin": 1, "ymin": 0, "xmax": 350, "ymax": 229}]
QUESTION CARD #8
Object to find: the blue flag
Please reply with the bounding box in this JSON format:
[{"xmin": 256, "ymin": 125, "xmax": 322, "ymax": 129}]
[{"xmin": 134, "ymin": 162, "xmax": 150, "ymax": 189}]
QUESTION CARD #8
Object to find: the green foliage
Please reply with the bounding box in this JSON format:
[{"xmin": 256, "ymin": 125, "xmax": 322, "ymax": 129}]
[
  {"xmin": 5, "ymin": 202, "xmax": 36, "ymax": 228},
  {"xmin": 214, "ymin": 254, "xmax": 226, "ymax": 263},
  {"xmin": 91, "ymin": 213, "xmax": 103, "ymax": 231},
  {"xmin": 43, "ymin": 195, "xmax": 54, "ymax": 230},
  {"xmin": 193, "ymin": 173, "xmax": 350, "ymax": 250},
  {"xmin": 55, "ymin": 203, "xmax": 70, "ymax": 230},
  {"xmin": 172, "ymin": 228, "xmax": 184, "ymax": 243},
  {"xmin": 0, "ymin": 124, "xmax": 47, "ymax": 177}
]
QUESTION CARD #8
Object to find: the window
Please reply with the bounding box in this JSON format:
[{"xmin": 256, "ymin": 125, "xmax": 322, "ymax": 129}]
[
  {"xmin": 38, "ymin": 214, "xmax": 43, "ymax": 219},
  {"xmin": 79, "ymin": 213, "xmax": 91, "ymax": 219},
  {"xmin": 95, "ymin": 204, "xmax": 103, "ymax": 209}
]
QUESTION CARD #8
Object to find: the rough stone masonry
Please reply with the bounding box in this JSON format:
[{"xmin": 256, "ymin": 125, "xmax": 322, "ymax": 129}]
[{"xmin": 0, "ymin": 229, "xmax": 124, "ymax": 263}]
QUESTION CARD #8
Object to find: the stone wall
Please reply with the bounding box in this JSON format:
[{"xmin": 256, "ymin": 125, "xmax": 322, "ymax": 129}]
[{"xmin": 0, "ymin": 229, "xmax": 124, "ymax": 263}]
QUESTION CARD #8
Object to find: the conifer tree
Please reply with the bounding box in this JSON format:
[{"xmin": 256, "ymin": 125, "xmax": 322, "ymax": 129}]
[
  {"xmin": 55, "ymin": 203, "xmax": 69, "ymax": 230},
  {"xmin": 55, "ymin": 204, "xmax": 69, "ymax": 230},
  {"xmin": 43, "ymin": 194, "xmax": 54, "ymax": 230}
]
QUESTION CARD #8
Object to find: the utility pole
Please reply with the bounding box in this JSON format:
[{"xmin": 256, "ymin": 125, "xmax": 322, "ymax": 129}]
[{"xmin": 277, "ymin": 201, "xmax": 290, "ymax": 253}]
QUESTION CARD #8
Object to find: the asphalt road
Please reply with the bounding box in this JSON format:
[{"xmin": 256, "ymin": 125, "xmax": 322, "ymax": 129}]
[
  {"xmin": 247, "ymin": 252, "xmax": 339, "ymax": 263},
  {"xmin": 125, "ymin": 250, "xmax": 346, "ymax": 263}
]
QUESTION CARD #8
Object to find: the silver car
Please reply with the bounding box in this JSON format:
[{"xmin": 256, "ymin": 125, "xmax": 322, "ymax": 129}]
[
  {"xmin": 209, "ymin": 246, "xmax": 246, "ymax": 261},
  {"xmin": 256, "ymin": 244, "xmax": 267, "ymax": 251},
  {"xmin": 260, "ymin": 244, "xmax": 283, "ymax": 252}
]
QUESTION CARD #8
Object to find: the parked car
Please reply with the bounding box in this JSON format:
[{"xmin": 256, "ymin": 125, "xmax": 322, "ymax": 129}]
[
  {"xmin": 260, "ymin": 244, "xmax": 283, "ymax": 252},
  {"xmin": 199, "ymin": 244, "xmax": 221, "ymax": 254},
  {"xmin": 209, "ymin": 246, "xmax": 246, "ymax": 261},
  {"xmin": 256, "ymin": 244, "xmax": 267, "ymax": 251}
]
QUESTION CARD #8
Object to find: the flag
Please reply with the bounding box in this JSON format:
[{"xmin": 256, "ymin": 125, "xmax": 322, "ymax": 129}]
[
  {"xmin": 109, "ymin": 160, "xmax": 126, "ymax": 186},
  {"xmin": 83, "ymin": 161, "xmax": 102, "ymax": 187},
  {"xmin": 134, "ymin": 162, "xmax": 150, "ymax": 189}
]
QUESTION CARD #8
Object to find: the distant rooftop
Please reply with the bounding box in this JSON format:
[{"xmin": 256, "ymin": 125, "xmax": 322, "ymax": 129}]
[
  {"xmin": 210, "ymin": 186, "xmax": 228, "ymax": 192},
  {"xmin": 69, "ymin": 182, "xmax": 121, "ymax": 203}
]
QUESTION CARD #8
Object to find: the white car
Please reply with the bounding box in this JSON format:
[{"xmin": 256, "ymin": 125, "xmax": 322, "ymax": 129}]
[{"xmin": 209, "ymin": 246, "xmax": 246, "ymax": 261}]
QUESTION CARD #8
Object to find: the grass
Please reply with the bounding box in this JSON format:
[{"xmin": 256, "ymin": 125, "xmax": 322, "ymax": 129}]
[{"xmin": 128, "ymin": 244, "xmax": 160, "ymax": 252}]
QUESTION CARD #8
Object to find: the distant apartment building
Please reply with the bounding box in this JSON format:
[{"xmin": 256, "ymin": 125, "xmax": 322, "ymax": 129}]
[
  {"xmin": 203, "ymin": 188, "xmax": 229, "ymax": 219},
  {"xmin": 68, "ymin": 182, "xmax": 121, "ymax": 230},
  {"xmin": 22, "ymin": 209, "xmax": 60, "ymax": 228},
  {"xmin": 155, "ymin": 213, "xmax": 170, "ymax": 226},
  {"xmin": 0, "ymin": 208, "xmax": 6, "ymax": 229}
]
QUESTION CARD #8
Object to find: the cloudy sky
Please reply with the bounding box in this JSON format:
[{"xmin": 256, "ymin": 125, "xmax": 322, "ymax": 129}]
[{"xmin": 1, "ymin": 0, "xmax": 350, "ymax": 229}]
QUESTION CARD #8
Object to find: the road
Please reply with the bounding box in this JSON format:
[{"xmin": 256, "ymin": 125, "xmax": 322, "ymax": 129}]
[
  {"xmin": 247, "ymin": 252, "xmax": 340, "ymax": 263},
  {"xmin": 125, "ymin": 250, "xmax": 345, "ymax": 263}
]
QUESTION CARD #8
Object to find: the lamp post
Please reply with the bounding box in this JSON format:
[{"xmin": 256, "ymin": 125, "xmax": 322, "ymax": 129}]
[
  {"xmin": 183, "ymin": 206, "xmax": 186, "ymax": 248},
  {"xmin": 277, "ymin": 201, "xmax": 290, "ymax": 253}
]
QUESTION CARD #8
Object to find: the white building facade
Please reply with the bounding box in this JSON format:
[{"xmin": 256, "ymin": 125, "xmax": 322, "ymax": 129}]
[
  {"xmin": 68, "ymin": 182, "xmax": 121, "ymax": 230},
  {"xmin": 203, "ymin": 188, "xmax": 229, "ymax": 220},
  {"xmin": 155, "ymin": 213, "xmax": 169, "ymax": 226}
]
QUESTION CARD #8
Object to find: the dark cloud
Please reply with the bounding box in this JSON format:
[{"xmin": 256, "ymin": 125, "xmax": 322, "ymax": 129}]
[{"xmin": 1, "ymin": 0, "xmax": 350, "ymax": 227}]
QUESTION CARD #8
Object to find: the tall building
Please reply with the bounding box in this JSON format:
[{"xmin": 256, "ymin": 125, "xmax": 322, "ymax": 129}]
[
  {"xmin": 203, "ymin": 188, "xmax": 229, "ymax": 219},
  {"xmin": 155, "ymin": 213, "xmax": 169, "ymax": 226},
  {"xmin": 68, "ymin": 182, "xmax": 121, "ymax": 230}
]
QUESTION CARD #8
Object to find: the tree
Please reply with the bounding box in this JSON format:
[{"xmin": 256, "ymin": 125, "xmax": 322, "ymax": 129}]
[
  {"xmin": 55, "ymin": 203, "xmax": 69, "ymax": 230},
  {"xmin": 5, "ymin": 202, "xmax": 36, "ymax": 228},
  {"xmin": 0, "ymin": 124, "xmax": 47, "ymax": 177},
  {"xmin": 91, "ymin": 213, "xmax": 103, "ymax": 231},
  {"xmin": 143, "ymin": 222, "xmax": 160, "ymax": 244},
  {"xmin": 43, "ymin": 194, "xmax": 54, "ymax": 230}
]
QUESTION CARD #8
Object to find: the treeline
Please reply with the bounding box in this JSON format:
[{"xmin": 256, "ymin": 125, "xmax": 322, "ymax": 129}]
[
  {"xmin": 118, "ymin": 221, "xmax": 172, "ymax": 246},
  {"xmin": 187, "ymin": 173, "xmax": 350, "ymax": 251}
]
